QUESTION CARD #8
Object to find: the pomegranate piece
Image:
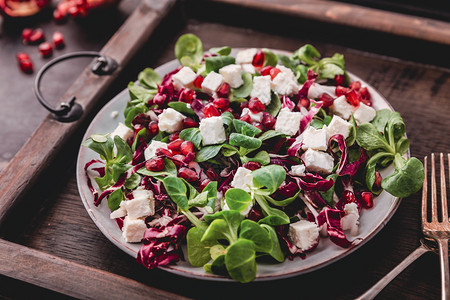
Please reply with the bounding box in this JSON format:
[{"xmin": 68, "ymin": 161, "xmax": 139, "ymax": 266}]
[
  {"xmin": 152, "ymin": 93, "xmax": 167, "ymax": 107},
  {"xmin": 317, "ymin": 93, "xmax": 334, "ymax": 108},
  {"xmin": 252, "ymin": 50, "xmax": 265, "ymax": 68},
  {"xmin": 334, "ymin": 74, "xmax": 345, "ymax": 86},
  {"xmin": 252, "ymin": 122, "xmax": 264, "ymax": 132},
  {"xmin": 216, "ymin": 82, "xmax": 230, "ymax": 98},
  {"xmin": 155, "ymin": 148, "xmax": 172, "ymax": 157},
  {"xmin": 178, "ymin": 167, "xmax": 198, "ymax": 182},
  {"xmin": 52, "ymin": 31, "xmax": 65, "ymax": 49},
  {"xmin": 203, "ymin": 103, "xmax": 221, "ymax": 118},
  {"xmin": 345, "ymin": 89, "xmax": 360, "ymax": 106},
  {"xmin": 261, "ymin": 112, "xmax": 276, "ymax": 129},
  {"xmin": 193, "ymin": 75, "xmax": 204, "ymax": 89},
  {"xmin": 38, "ymin": 42, "xmax": 53, "ymax": 58},
  {"xmin": 213, "ymin": 98, "xmax": 230, "ymax": 110},
  {"xmin": 28, "ymin": 28, "xmax": 45, "ymax": 44},
  {"xmin": 168, "ymin": 138, "xmax": 184, "ymax": 152},
  {"xmin": 349, "ymin": 81, "xmax": 361, "ymax": 91},
  {"xmin": 335, "ymin": 86, "xmax": 347, "ymax": 97},
  {"xmin": 260, "ymin": 66, "xmax": 273, "ymax": 76},
  {"xmin": 360, "ymin": 191, "xmax": 374, "ymax": 208},
  {"xmin": 199, "ymin": 179, "xmax": 212, "ymax": 191},
  {"xmin": 18, "ymin": 59, "xmax": 33, "ymax": 74},
  {"xmin": 248, "ymin": 97, "xmax": 265, "ymax": 113},
  {"xmin": 360, "ymin": 86, "xmax": 371, "ymax": 100},
  {"xmin": 147, "ymin": 121, "xmax": 159, "ymax": 137},
  {"xmin": 21, "ymin": 28, "xmax": 33, "ymax": 42},
  {"xmin": 269, "ymin": 67, "xmax": 281, "ymax": 80},
  {"xmin": 1, "ymin": 0, "xmax": 51, "ymax": 17},
  {"xmin": 146, "ymin": 157, "xmax": 165, "ymax": 172},
  {"xmin": 341, "ymin": 190, "xmax": 360, "ymax": 208},
  {"xmin": 179, "ymin": 88, "xmax": 195, "ymax": 103},
  {"xmin": 243, "ymin": 161, "xmax": 261, "ymax": 171},
  {"xmin": 373, "ymin": 171, "xmax": 382, "ymax": 190},
  {"xmin": 183, "ymin": 117, "xmax": 199, "ymax": 129},
  {"xmin": 16, "ymin": 52, "xmax": 30, "ymax": 62},
  {"xmin": 168, "ymin": 132, "xmax": 180, "ymax": 142},
  {"xmin": 297, "ymin": 97, "xmax": 310, "ymax": 110},
  {"xmin": 239, "ymin": 113, "xmax": 251, "ymax": 123},
  {"xmin": 180, "ymin": 141, "xmax": 195, "ymax": 156}
]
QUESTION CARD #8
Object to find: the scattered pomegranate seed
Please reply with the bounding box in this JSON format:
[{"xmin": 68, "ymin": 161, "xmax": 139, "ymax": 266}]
[
  {"xmin": 155, "ymin": 148, "xmax": 172, "ymax": 157},
  {"xmin": 252, "ymin": 50, "xmax": 265, "ymax": 68},
  {"xmin": 216, "ymin": 82, "xmax": 230, "ymax": 98},
  {"xmin": 180, "ymin": 141, "xmax": 195, "ymax": 155},
  {"xmin": 349, "ymin": 81, "xmax": 361, "ymax": 91},
  {"xmin": 248, "ymin": 97, "xmax": 265, "ymax": 113},
  {"xmin": 199, "ymin": 179, "xmax": 212, "ymax": 191},
  {"xmin": 16, "ymin": 52, "xmax": 30, "ymax": 62},
  {"xmin": 18, "ymin": 59, "xmax": 33, "ymax": 74},
  {"xmin": 341, "ymin": 190, "xmax": 360, "ymax": 208},
  {"xmin": 168, "ymin": 132, "xmax": 180, "ymax": 142},
  {"xmin": 298, "ymin": 97, "xmax": 310, "ymax": 110},
  {"xmin": 38, "ymin": 42, "xmax": 53, "ymax": 58},
  {"xmin": 183, "ymin": 117, "xmax": 199, "ymax": 129},
  {"xmin": 334, "ymin": 74, "xmax": 345, "ymax": 86},
  {"xmin": 260, "ymin": 66, "xmax": 273, "ymax": 76},
  {"xmin": 28, "ymin": 28, "xmax": 45, "ymax": 44},
  {"xmin": 345, "ymin": 89, "xmax": 360, "ymax": 106},
  {"xmin": 203, "ymin": 104, "xmax": 221, "ymax": 117},
  {"xmin": 53, "ymin": 9, "xmax": 66, "ymax": 23},
  {"xmin": 178, "ymin": 167, "xmax": 199, "ymax": 182},
  {"xmin": 21, "ymin": 28, "xmax": 33, "ymax": 42},
  {"xmin": 147, "ymin": 121, "xmax": 159, "ymax": 137},
  {"xmin": 373, "ymin": 171, "xmax": 382, "ymax": 190},
  {"xmin": 213, "ymin": 98, "xmax": 230, "ymax": 110},
  {"xmin": 240, "ymin": 101, "xmax": 249, "ymax": 110},
  {"xmin": 360, "ymin": 87, "xmax": 371, "ymax": 100},
  {"xmin": 133, "ymin": 124, "xmax": 145, "ymax": 135},
  {"xmin": 360, "ymin": 98, "xmax": 373, "ymax": 107},
  {"xmin": 193, "ymin": 75, "xmax": 204, "ymax": 89},
  {"xmin": 146, "ymin": 157, "xmax": 165, "ymax": 172},
  {"xmin": 269, "ymin": 67, "xmax": 281, "ymax": 80},
  {"xmin": 168, "ymin": 138, "xmax": 184, "ymax": 151},
  {"xmin": 243, "ymin": 161, "xmax": 261, "ymax": 171},
  {"xmin": 335, "ymin": 86, "xmax": 347, "ymax": 97},
  {"xmin": 360, "ymin": 191, "xmax": 374, "ymax": 208},
  {"xmin": 261, "ymin": 112, "xmax": 276, "ymax": 129},
  {"xmin": 171, "ymin": 155, "xmax": 185, "ymax": 166},
  {"xmin": 179, "ymin": 89, "xmax": 195, "ymax": 103},
  {"xmin": 318, "ymin": 93, "xmax": 334, "ymax": 108},
  {"xmin": 252, "ymin": 122, "xmax": 264, "ymax": 132},
  {"xmin": 240, "ymin": 113, "xmax": 251, "ymax": 123},
  {"xmin": 52, "ymin": 31, "xmax": 65, "ymax": 49}
]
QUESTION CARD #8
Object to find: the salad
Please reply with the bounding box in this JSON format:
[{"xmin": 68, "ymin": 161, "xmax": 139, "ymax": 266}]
[{"xmin": 82, "ymin": 34, "xmax": 424, "ymax": 283}]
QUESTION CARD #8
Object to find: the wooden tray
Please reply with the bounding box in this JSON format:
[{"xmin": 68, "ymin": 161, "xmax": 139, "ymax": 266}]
[{"xmin": 1, "ymin": 0, "xmax": 450, "ymax": 298}]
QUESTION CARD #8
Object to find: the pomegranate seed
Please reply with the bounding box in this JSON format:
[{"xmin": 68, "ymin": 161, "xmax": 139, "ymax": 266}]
[
  {"xmin": 243, "ymin": 161, "xmax": 261, "ymax": 171},
  {"xmin": 28, "ymin": 28, "xmax": 45, "ymax": 44},
  {"xmin": 360, "ymin": 87, "xmax": 371, "ymax": 100},
  {"xmin": 199, "ymin": 179, "xmax": 212, "ymax": 191},
  {"xmin": 252, "ymin": 50, "xmax": 265, "ymax": 68},
  {"xmin": 261, "ymin": 112, "xmax": 276, "ymax": 129},
  {"xmin": 203, "ymin": 104, "xmax": 220, "ymax": 117},
  {"xmin": 349, "ymin": 81, "xmax": 361, "ymax": 91},
  {"xmin": 183, "ymin": 117, "xmax": 199, "ymax": 129},
  {"xmin": 298, "ymin": 97, "xmax": 310, "ymax": 110},
  {"xmin": 52, "ymin": 31, "xmax": 65, "ymax": 49},
  {"xmin": 252, "ymin": 122, "xmax": 264, "ymax": 132},
  {"xmin": 53, "ymin": 9, "xmax": 66, "ymax": 23},
  {"xmin": 213, "ymin": 98, "xmax": 230, "ymax": 110},
  {"xmin": 193, "ymin": 75, "xmax": 204, "ymax": 89},
  {"xmin": 334, "ymin": 74, "xmax": 345, "ymax": 86},
  {"xmin": 318, "ymin": 93, "xmax": 334, "ymax": 108},
  {"xmin": 171, "ymin": 155, "xmax": 185, "ymax": 166},
  {"xmin": 260, "ymin": 66, "xmax": 273, "ymax": 76},
  {"xmin": 155, "ymin": 148, "xmax": 172, "ymax": 157},
  {"xmin": 240, "ymin": 113, "xmax": 251, "ymax": 123},
  {"xmin": 335, "ymin": 86, "xmax": 347, "ymax": 97},
  {"xmin": 18, "ymin": 59, "xmax": 33, "ymax": 74},
  {"xmin": 240, "ymin": 101, "xmax": 248, "ymax": 110},
  {"xmin": 178, "ymin": 167, "xmax": 198, "ymax": 182},
  {"xmin": 133, "ymin": 124, "xmax": 145, "ymax": 135},
  {"xmin": 38, "ymin": 42, "xmax": 53, "ymax": 58},
  {"xmin": 247, "ymin": 207, "xmax": 263, "ymax": 222},
  {"xmin": 360, "ymin": 191, "xmax": 374, "ymax": 208},
  {"xmin": 16, "ymin": 52, "xmax": 30, "ymax": 62},
  {"xmin": 147, "ymin": 121, "xmax": 159, "ymax": 137},
  {"xmin": 146, "ymin": 157, "xmax": 165, "ymax": 172},
  {"xmin": 168, "ymin": 132, "xmax": 180, "ymax": 142},
  {"xmin": 179, "ymin": 89, "xmax": 195, "ymax": 103},
  {"xmin": 168, "ymin": 138, "xmax": 184, "ymax": 151},
  {"xmin": 68, "ymin": 6, "xmax": 79, "ymax": 17},
  {"xmin": 21, "ymin": 28, "xmax": 33, "ymax": 42},
  {"xmin": 361, "ymin": 98, "xmax": 373, "ymax": 107},
  {"xmin": 216, "ymin": 82, "xmax": 230, "ymax": 98},
  {"xmin": 248, "ymin": 97, "xmax": 265, "ymax": 113},
  {"xmin": 269, "ymin": 68, "xmax": 281, "ymax": 80},
  {"xmin": 373, "ymin": 171, "xmax": 382, "ymax": 190},
  {"xmin": 341, "ymin": 190, "xmax": 360, "ymax": 208},
  {"xmin": 152, "ymin": 93, "xmax": 167, "ymax": 107},
  {"xmin": 180, "ymin": 141, "xmax": 195, "ymax": 155},
  {"xmin": 345, "ymin": 90, "xmax": 360, "ymax": 106}
]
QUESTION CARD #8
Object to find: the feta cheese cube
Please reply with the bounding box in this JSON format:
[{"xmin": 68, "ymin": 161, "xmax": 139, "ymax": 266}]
[
  {"xmin": 291, "ymin": 164, "xmax": 306, "ymax": 177},
  {"xmin": 288, "ymin": 220, "xmax": 319, "ymax": 251},
  {"xmin": 201, "ymin": 71, "xmax": 224, "ymax": 94},
  {"xmin": 230, "ymin": 167, "xmax": 253, "ymax": 193},
  {"xmin": 158, "ymin": 108, "xmax": 185, "ymax": 133},
  {"xmin": 307, "ymin": 83, "xmax": 336, "ymax": 99},
  {"xmin": 276, "ymin": 65, "xmax": 297, "ymax": 81},
  {"xmin": 251, "ymin": 75, "xmax": 272, "ymax": 105},
  {"xmin": 341, "ymin": 202, "xmax": 360, "ymax": 236},
  {"xmin": 241, "ymin": 107, "xmax": 263, "ymax": 123},
  {"xmin": 301, "ymin": 126, "xmax": 328, "ymax": 151},
  {"xmin": 331, "ymin": 95, "xmax": 354, "ymax": 120},
  {"xmin": 353, "ymin": 102, "xmax": 376, "ymax": 125},
  {"xmin": 144, "ymin": 140, "xmax": 168, "ymax": 160},
  {"xmin": 241, "ymin": 64, "xmax": 255, "ymax": 74},
  {"xmin": 122, "ymin": 216, "xmax": 147, "ymax": 243},
  {"xmin": 302, "ymin": 148, "xmax": 335, "ymax": 175},
  {"xmin": 199, "ymin": 116, "xmax": 227, "ymax": 146},
  {"xmin": 271, "ymin": 72, "xmax": 299, "ymax": 96},
  {"xmin": 326, "ymin": 115, "xmax": 352, "ymax": 140},
  {"xmin": 219, "ymin": 64, "xmax": 243, "ymax": 88},
  {"xmin": 125, "ymin": 188, "xmax": 155, "ymax": 219},
  {"xmin": 274, "ymin": 107, "xmax": 303, "ymax": 136},
  {"xmin": 110, "ymin": 201, "xmax": 127, "ymax": 219},
  {"xmin": 236, "ymin": 48, "xmax": 257, "ymax": 64},
  {"xmin": 111, "ymin": 122, "xmax": 133, "ymax": 141},
  {"xmin": 171, "ymin": 66, "xmax": 197, "ymax": 90}
]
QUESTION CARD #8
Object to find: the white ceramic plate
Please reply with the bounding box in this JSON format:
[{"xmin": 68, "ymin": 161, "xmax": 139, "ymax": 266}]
[{"xmin": 76, "ymin": 51, "xmax": 403, "ymax": 281}]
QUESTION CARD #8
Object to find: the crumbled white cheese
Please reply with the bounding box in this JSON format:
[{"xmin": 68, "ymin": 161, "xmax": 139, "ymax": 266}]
[
  {"xmin": 122, "ymin": 216, "xmax": 147, "ymax": 243},
  {"xmin": 326, "ymin": 115, "xmax": 353, "ymax": 140},
  {"xmin": 307, "ymin": 83, "xmax": 336, "ymax": 99},
  {"xmin": 301, "ymin": 126, "xmax": 328, "ymax": 151},
  {"xmin": 341, "ymin": 202, "xmax": 360, "ymax": 236},
  {"xmin": 288, "ymin": 220, "xmax": 320, "ymax": 251},
  {"xmin": 110, "ymin": 201, "xmax": 127, "ymax": 219},
  {"xmin": 291, "ymin": 164, "xmax": 306, "ymax": 177},
  {"xmin": 158, "ymin": 108, "xmax": 185, "ymax": 133},
  {"xmin": 171, "ymin": 66, "xmax": 197, "ymax": 90},
  {"xmin": 219, "ymin": 64, "xmax": 243, "ymax": 88},
  {"xmin": 201, "ymin": 71, "xmax": 225, "ymax": 94},
  {"xmin": 274, "ymin": 107, "xmax": 303, "ymax": 136},
  {"xmin": 331, "ymin": 95, "xmax": 354, "ymax": 120},
  {"xmin": 271, "ymin": 72, "xmax": 299, "ymax": 96},
  {"xmin": 144, "ymin": 140, "xmax": 168, "ymax": 161},
  {"xmin": 353, "ymin": 102, "xmax": 376, "ymax": 125},
  {"xmin": 199, "ymin": 116, "xmax": 227, "ymax": 146},
  {"xmin": 110, "ymin": 110, "xmax": 119, "ymax": 118},
  {"xmin": 125, "ymin": 188, "xmax": 155, "ymax": 219},
  {"xmin": 230, "ymin": 167, "xmax": 254, "ymax": 193},
  {"xmin": 236, "ymin": 48, "xmax": 257, "ymax": 64},
  {"xmin": 302, "ymin": 148, "xmax": 335, "ymax": 175},
  {"xmin": 241, "ymin": 107, "xmax": 263, "ymax": 123},
  {"xmin": 251, "ymin": 75, "xmax": 272, "ymax": 105},
  {"xmin": 241, "ymin": 64, "xmax": 255, "ymax": 74},
  {"xmin": 110, "ymin": 122, "xmax": 133, "ymax": 141},
  {"xmin": 276, "ymin": 65, "xmax": 297, "ymax": 81}
]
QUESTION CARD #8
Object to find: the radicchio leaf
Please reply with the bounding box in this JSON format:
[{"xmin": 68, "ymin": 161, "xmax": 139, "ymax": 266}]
[
  {"xmin": 328, "ymin": 134, "xmax": 348, "ymax": 175},
  {"xmin": 295, "ymin": 173, "xmax": 335, "ymax": 192},
  {"xmin": 297, "ymin": 69, "xmax": 318, "ymax": 99},
  {"xmin": 304, "ymin": 190, "xmax": 328, "ymax": 208},
  {"xmin": 84, "ymin": 159, "xmax": 105, "ymax": 204},
  {"xmin": 340, "ymin": 148, "xmax": 368, "ymax": 187},
  {"xmin": 300, "ymin": 100, "xmax": 323, "ymax": 133},
  {"xmin": 190, "ymin": 98, "xmax": 205, "ymax": 120},
  {"xmin": 316, "ymin": 207, "xmax": 352, "ymax": 248},
  {"xmin": 281, "ymin": 95, "xmax": 295, "ymax": 111}
]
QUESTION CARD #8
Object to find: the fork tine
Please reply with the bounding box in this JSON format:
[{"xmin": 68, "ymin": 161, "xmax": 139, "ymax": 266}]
[
  {"xmin": 432, "ymin": 153, "xmax": 439, "ymax": 223},
  {"xmin": 422, "ymin": 155, "xmax": 428, "ymax": 225},
  {"xmin": 441, "ymin": 153, "xmax": 448, "ymax": 222}
]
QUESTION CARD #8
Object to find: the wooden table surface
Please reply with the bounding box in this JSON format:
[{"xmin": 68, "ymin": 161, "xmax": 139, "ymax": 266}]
[{"xmin": 0, "ymin": 0, "xmax": 449, "ymax": 299}]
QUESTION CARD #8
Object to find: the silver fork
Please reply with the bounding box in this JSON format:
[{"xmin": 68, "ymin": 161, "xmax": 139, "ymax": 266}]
[{"xmin": 423, "ymin": 153, "xmax": 450, "ymax": 300}]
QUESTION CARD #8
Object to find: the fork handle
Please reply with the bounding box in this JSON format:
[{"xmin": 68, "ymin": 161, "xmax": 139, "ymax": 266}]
[
  {"xmin": 355, "ymin": 245, "xmax": 430, "ymax": 300},
  {"xmin": 437, "ymin": 238, "xmax": 450, "ymax": 300}
]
